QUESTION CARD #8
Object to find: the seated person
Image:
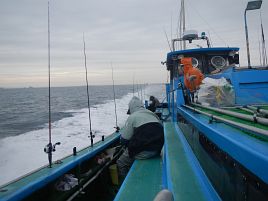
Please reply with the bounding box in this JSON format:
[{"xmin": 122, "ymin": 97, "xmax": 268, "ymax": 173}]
[
  {"xmin": 148, "ymin": 96, "xmax": 160, "ymax": 112},
  {"xmin": 117, "ymin": 96, "xmax": 164, "ymax": 179}
]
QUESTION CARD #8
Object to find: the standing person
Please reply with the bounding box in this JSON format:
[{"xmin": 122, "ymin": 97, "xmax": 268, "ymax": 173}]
[
  {"xmin": 117, "ymin": 96, "xmax": 164, "ymax": 179},
  {"xmin": 181, "ymin": 57, "xmax": 204, "ymax": 102},
  {"xmin": 148, "ymin": 96, "xmax": 160, "ymax": 112}
]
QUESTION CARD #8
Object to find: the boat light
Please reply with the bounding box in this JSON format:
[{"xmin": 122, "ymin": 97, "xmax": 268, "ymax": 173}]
[
  {"xmin": 244, "ymin": 0, "xmax": 262, "ymax": 68},
  {"xmin": 246, "ymin": 0, "xmax": 262, "ymax": 11}
]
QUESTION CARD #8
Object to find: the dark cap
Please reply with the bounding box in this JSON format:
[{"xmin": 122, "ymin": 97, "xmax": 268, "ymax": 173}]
[{"xmin": 127, "ymin": 109, "xmax": 130, "ymax": 115}]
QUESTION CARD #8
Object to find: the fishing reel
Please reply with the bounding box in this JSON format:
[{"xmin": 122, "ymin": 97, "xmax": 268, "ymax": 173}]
[
  {"xmin": 44, "ymin": 142, "xmax": 61, "ymax": 153},
  {"xmin": 44, "ymin": 142, "xmax": 61, "ymax": 168},
  {"xmin": 114, "ymin": 126, "xmax": 120, "ymax": 133}
]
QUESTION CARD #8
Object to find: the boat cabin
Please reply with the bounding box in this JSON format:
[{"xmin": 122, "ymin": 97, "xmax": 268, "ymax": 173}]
[{"xmin": 166, "ymin": 47, "xmax": 240, "ymax": 78}]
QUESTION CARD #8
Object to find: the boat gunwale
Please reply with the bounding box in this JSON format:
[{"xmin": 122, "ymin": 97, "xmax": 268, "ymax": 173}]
[{"xmin": 0, "ymin": 132, "xmax": 120, "ymax": 201}]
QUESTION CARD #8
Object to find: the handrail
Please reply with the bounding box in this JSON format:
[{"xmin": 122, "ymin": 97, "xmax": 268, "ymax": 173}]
[{"xmin": 172, "ymin": 37, "xmax": 211, "ymax": 51}]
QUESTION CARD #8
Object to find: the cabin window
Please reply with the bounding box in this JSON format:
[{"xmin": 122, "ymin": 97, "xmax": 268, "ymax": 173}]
[
  {"xmin": 192, "ymin": 57, "xmax": 199, "ymax": 68},
  {"xmin": 211, "ymin": 56, "xmax": 226, "ymax": 68}
]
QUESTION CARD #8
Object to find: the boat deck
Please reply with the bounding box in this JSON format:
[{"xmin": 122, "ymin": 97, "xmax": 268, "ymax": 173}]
[
  {"xmin": 114, "ymin": 157, "xmax": 162, "ymax": 201},
  {"xmin": 163, "ymin": 121, "xmax": 219, "ymax": 201},
  {"xmin": 115, "ymin": 118, "xmax": 219, "ymax": 201}
]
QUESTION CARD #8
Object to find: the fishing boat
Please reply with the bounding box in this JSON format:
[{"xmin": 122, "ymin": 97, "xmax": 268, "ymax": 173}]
[
  {"xmin": 116, "ymin": 1, "xmax": 267, "ymax": 201},
  {"xmin": 1, "ymin": 0, "xmax": 268, "ymax": 201}
]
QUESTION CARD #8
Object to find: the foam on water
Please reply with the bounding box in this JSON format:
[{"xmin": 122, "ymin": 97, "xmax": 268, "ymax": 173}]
[{"xmin": 0, "ymin": 84, "xmax": 165, "ymax": 186}]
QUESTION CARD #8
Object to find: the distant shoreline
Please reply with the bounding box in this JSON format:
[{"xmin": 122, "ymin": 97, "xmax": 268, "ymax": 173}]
[{"xmin": 0, "ymin": 83, "xmax": 163, "ymax": 90}]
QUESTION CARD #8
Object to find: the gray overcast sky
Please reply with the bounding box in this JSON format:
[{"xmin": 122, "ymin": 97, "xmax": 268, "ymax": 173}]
[{"xmin": 0, "ymin": 0, "xmax": 267, "ymax": 87}]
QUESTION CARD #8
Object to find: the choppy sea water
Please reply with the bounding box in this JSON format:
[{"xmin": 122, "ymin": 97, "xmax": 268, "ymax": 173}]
[{"xmin": 0, "ymin": 84, "xmax": 165, "ymax": 186}]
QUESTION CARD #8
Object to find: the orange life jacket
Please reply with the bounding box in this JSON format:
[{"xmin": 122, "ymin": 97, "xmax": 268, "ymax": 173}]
[{"xmin": 181, "ymin": 57, "xmax": 204, "ymax": 92}]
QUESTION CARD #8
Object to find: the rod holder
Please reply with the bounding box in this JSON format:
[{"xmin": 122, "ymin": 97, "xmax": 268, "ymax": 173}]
[{"xmin": 73, "ymin": 147, "xmax": 77, "ymax": 156}]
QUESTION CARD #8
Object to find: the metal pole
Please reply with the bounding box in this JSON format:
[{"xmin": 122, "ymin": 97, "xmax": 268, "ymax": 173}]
[
  {"xmin": 192, "ymin": 103, "xmax": 268, "ymax": 126},
  {"xmin": 184, "ymin": 105, "xmax": 268, "ymax": 137},
  {"xmin": 244, "ymin": 10, "xmax": 251, "ymax": 68}
]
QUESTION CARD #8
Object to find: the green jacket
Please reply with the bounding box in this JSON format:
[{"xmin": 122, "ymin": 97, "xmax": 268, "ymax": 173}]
[{"xmin": 121, "ymin": 96, "xmax": 161, "ymax": 140}]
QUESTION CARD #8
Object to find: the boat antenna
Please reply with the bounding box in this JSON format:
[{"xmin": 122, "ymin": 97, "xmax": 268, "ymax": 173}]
[
  {"xmin": 44, "ymin": 0, "xmax": 60, "ymax": 168},
  {"xmin": 83, "ymin": 33, "xmax": 93, "ymax": 146},
  {"xmin": 163, "ymin": 28, "xmax": 172, "ymax": 51},
  {"xmin": 171, "ymin": 14, "xmax": 173, "ymax": 47},
  {"xmin": 111, "ymin": 62, "xmax": 119, "ymax": 132}
]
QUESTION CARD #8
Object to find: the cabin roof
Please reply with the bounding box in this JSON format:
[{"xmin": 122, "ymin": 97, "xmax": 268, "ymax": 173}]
[{"xmin": 167, "ymin": 47, "xmax": 239, "ymax": 58}]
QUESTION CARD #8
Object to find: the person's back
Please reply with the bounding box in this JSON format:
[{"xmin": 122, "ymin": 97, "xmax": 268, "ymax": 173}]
[
  {"xmin": 126, "ymin": 109, "xmax": 163, "ymax": 158},
  {"xmin": 117, "ymin": 96, "xmax": 164, "ymax": 179}
]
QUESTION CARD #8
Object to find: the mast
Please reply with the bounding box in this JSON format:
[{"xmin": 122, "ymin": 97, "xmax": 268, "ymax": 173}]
[
  {"xmin": 178, "ymin": 0, "xmax": 186, "ymax": 50},
  {"xmin": 182, "ymin": 0, "xmax": 186, "ymax": 50}
]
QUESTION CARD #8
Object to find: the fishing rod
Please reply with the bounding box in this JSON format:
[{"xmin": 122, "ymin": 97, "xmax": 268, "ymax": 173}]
[
  {"xmin": 139, "ymin": 83, "xmax": 143, "ymax": 101},
  {"xmin": 111, "ymin": 62, "xmax": 119, "ymax": 132},
  {"xmin": 83, "ymin": 33, "xmax": 94, "ymax": 146},
  {"xmin": 44, "ymin": 0, "xmax": 60, "ymax": 168},
  {"xmin": 140, "ymin": 83, "xmax": 143, "ymax": 103},
  {"xmin": 137, "ymin": 83, "xmax": 140, "ymax": 99},
  {"xmin": 48, "ymin": 0, "xmax": 51, "ymax": 150},
  {"xmin": 132, "ymin": 74, "xmax": 135, "ymax": 97},
  {"xmin": 143, "ymin": 83, "xmax": 146, "ymax": 100}
]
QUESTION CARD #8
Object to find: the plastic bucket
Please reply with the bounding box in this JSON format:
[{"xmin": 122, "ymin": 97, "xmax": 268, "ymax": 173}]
[{"xmin": 109, "ymin": 164, "xmax": 119, "ymax": 185}]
